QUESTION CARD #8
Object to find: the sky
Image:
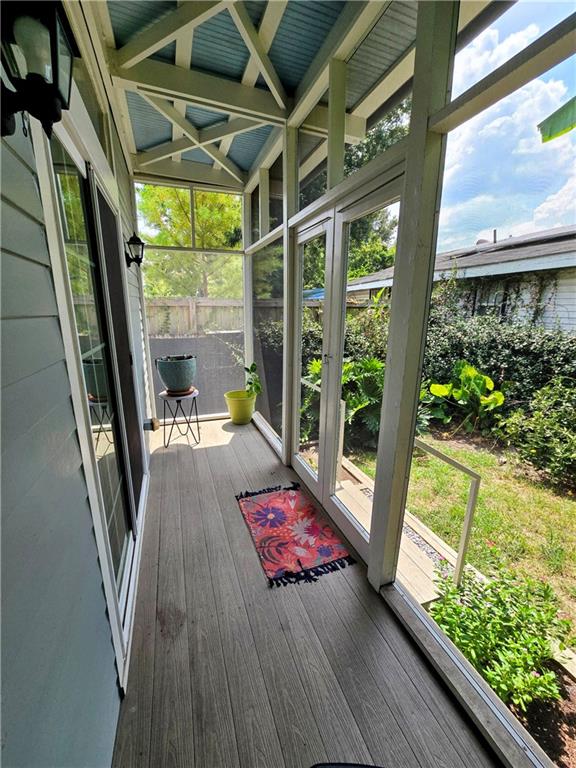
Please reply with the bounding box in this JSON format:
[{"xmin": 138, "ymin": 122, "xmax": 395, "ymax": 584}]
[{"xmin": 436, "ymin": 1, "xmax": 576, "ymax": 252}]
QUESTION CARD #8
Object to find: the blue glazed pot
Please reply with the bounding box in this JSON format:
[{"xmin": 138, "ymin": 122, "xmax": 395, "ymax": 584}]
[{"xmin": 155, "ymin": 354, "xmax": 197, "ymax": 395}]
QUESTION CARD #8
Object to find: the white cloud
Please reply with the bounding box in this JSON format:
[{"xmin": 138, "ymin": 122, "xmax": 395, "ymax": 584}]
[
  {"xmin": 452, "ymin": 23, "xmax": 541, "ymax": 97},
  {"xmin": 533, "ymin": 175, "xmax": 576, "ymax": 229}
]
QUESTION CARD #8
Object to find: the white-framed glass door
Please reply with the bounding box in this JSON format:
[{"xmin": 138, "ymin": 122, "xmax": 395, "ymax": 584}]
[
  {"xmin": 291, "ymin": 180, "xmax": 403, "ymax": 562},
  {"xmin": 291, "ymin": 217, "xmax": 334, "ymax": 501}
]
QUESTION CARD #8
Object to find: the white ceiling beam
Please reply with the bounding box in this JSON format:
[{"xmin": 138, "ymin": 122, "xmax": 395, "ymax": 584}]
[
  {"xmin": 327, "ymin": 59, "xmax": 347, "ymax": 189},
  {"xmin": 136, "ymin": 137, "xmax": 199, "ymax": 167},
  {"xmin": 198, "ymin": 117, "xmax": 263, "ymax": 144},
  {"xmin": 299, "ymin": 140, "xmax": 327, "ymax": 183},
  {"xmin": 288, "ymin": 1, "xmax": 388, "ymax": 128},
  {"xmin": 220, "ymin": 1, "xmax": 287, "ymax": 159},
  {"xmin": 172, "ymin": 5, "xmax": 195, "ymax": 161},
  {"xmin": 430, "ymin": 13, "xmax": 576, "ymax": 134},
  {"xmin": 134, "ymin": 117, "xmax": 264, "ymax": 166},
  {"xmin": 304, "ymin": 105, "xmax": 365, "ymax": 143},
  {"xmin": 227, "ymin": 1, "xmax": 287, "ymax": 109},
  {"xmin": 116, "ymin": 1, "xmax": 224, "ymax": 69},
  {"xmin": 140, "ymin": 95, "xmax": 246, "ymax": 183},
  {"xmin": 133, "ymin": 158, "xmax": 244, "ymax": 190},
  {"xmin": 111, "ymin": 55, "xmax": 287, "ymax": 124}
]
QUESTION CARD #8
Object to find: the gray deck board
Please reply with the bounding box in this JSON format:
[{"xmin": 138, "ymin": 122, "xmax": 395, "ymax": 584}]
[
  {"xmin": 177, "ymin": 441, "xmax": 241, "ymax": 768},
  {"xmin": 113, "ymin": 421, "xmax": 499, "ymax": 768}
]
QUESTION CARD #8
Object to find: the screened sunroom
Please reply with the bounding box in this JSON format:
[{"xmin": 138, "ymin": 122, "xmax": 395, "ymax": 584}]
[{"xmin": 2, "ymin": 1, "xmax": 575, "ymax": 767}]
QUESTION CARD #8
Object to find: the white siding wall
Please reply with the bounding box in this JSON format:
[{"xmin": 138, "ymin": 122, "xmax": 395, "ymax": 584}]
[
  {"xmin": 1, "ymin": 124, "xmax": 120, "ymax": 767},
  {"xmin": 543, "ymin": 267, "xmax": 576, "ymax": 333}
]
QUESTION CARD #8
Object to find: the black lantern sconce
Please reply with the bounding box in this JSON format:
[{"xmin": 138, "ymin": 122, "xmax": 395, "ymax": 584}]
[
  {"xmin": 125, "ymin": 233, "xmax": 145, "ymax": 268},
  {"xmin": 1, "ymin": 2, "xmax": 76, "ymax": 138}
]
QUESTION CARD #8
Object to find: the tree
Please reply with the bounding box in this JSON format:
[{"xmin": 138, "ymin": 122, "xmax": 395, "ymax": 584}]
[
  {"xmin": 297, "ymin": 98, "xmax": 411, "ymax": 287},
  {"xmin": 136, "ymin": 184, "xmax": 243, "ymax": 298}
]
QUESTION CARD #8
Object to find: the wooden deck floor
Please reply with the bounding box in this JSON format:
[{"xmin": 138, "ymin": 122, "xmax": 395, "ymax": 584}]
[{"xmin": 113, "ymin": 420, "xmax": 499, "ymax": 768}]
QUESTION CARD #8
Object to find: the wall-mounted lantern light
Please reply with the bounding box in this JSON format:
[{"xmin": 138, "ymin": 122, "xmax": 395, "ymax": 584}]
[
  {"xmin": 1, "ymin": 2, "xmax": 75, "ymax": 138},
  {"xmin": 125, "ymin": 233, "xmax": 145, "ymax": 268}
]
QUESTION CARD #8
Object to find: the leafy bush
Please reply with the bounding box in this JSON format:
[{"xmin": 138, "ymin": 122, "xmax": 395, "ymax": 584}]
[
  {"xmin": 301, "ymin": 356, "xmax": 385, "ymax": 447},
  {"xmin": 430, "ymin": 566, "xmax": 572, "ymax": 711},
  {"xmin": 504, "ymin": 377, "xmax": 576, "ymax": 489},
  {"xmin": 424, "ymin": 312, "xmax": 576, "ymax": 413},
  {"xmin": 424, "ymin": 360, "xmax": 505, "ymax": 432}
]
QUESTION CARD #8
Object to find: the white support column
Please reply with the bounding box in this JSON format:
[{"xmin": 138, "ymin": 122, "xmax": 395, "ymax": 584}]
[
  {"xmin": 243, "ymin": 192, "xmax": 254, "ymax": 368},
  {"xmin": 281, "ymin": 125, "xmax": 298, "ymax": 465},
  {"xmin": 327, "ymin": 58, "xmax": 347, "ymax": 189},
  {"xmin": 258, "ymin": 167, "xmax": 270, "ymax": 237},
  {"xmin": 367, "ymin": 1, "xmax": 460, "ymax": 590}
]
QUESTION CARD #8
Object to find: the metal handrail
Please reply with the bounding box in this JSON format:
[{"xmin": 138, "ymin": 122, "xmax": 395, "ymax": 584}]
[{"xmin": 414, "ymin": 437, "xmax": 481, "ymax": 586}]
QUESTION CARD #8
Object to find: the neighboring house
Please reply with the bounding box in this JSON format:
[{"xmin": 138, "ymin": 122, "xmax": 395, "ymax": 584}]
[{"xmin": 347, "ymin": 227, "xmax": 576, "ymax": 332}]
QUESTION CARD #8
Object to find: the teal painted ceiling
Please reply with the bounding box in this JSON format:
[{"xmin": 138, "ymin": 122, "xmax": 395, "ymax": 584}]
[{"xmin": 107, "ymin": 1, "xmax": 418, "ymax": 180}]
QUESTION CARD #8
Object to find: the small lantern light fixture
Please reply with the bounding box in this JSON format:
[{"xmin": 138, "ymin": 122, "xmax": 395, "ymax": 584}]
[
  {"xmin": 125, "ymin": 233, "xmax": 145, "ymax": 268},
  {"xmin": 1, "ymin": 2, "xmax": 76, "ymax": 138}
]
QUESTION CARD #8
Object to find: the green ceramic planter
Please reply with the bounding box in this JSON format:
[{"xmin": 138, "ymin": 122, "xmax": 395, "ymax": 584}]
[
  {"xmin": 155, "ymin": 354, "xmax": 197, "ymax": 395},
  {"xmin": 224, "ymin": 390, "xmax": 256, "ymax": 425}
]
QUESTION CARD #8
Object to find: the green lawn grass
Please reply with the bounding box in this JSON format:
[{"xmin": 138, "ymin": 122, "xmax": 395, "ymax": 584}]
[{"xmin": 348, "ymin": 437, "xmax": 576, "ymax": 624}]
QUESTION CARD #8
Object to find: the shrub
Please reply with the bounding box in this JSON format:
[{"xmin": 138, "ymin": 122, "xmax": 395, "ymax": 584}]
[
  {"xmin": 424, "ymin": 360, "xmax": 505, "ymax": 433},
  {"xmin": 504, "ymin": 377, "xmax": 576, "ymax": 489},
  {"xmin": 424, "ymin": 313, "xmax": 576, "ymax": 413},
  {"xmin": 430, "ymin": 566, "xmax": 572, "ymax": 711},
  {"xmin": 301, "ymin": 356, "xmax": 385, "ymax": 448}
]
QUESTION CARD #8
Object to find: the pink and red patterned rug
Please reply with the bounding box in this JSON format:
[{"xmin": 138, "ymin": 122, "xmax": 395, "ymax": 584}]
[{"xmin": 236, "ymin": 482, "xmax": 355, "ymax": 588}]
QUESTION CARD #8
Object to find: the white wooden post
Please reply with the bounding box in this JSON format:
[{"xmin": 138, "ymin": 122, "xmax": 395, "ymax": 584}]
[
  {"xmin": 258, "ymin": 167, "xmax": 270, "ymax": 237},
  {"xmin": 327, "ymin": 58, "xmax": 347, "ymax": 189},
  {"xmin": 281, "ymin": 125, "xmax": 298, "ymax": 464},
  {"xmin": 367, "ymin": 1, "xmax": 460, "ymax": 590},
  {"xmin": 243, "ymin": 191, "xmax": 254, "ymax": 368}
]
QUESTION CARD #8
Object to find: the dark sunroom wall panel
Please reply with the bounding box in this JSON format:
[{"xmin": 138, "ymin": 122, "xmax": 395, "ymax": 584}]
[
  {"xmin": 262, "ymin": 0, "xmax": 346, "ymax": 93},
  {"xmin": 0, "ymin": 127, "xmax": 120, "ymax": 766},
  {"xmin": 108, "ymin": 0, "xmax": 176, "ymax": 63},
  {"xmin": 126, "ymin": 91, "xmax": 173, "ymax": 151},
  {"xmin": 346, "ymin": 1, "xmax": 418, "ymax": 110},
  {"xmin": 228, "ymin": 124, "xmax": 274, "ymax": 172}
]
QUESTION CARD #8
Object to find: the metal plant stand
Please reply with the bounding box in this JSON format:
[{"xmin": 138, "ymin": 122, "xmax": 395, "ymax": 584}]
[{"xmin": 159, "ymin": 388, "xmax": 201, "ymax": 448}]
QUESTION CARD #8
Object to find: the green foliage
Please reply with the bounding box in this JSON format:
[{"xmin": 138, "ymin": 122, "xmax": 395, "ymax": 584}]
[
  {"xmin": 245, "ymin": 362, "xmax": 262, "ymax": 397},
  {"xmin": 430, "ymin": 566, "xmax": 572, "ymax": 711},
  {"xmin": 301, "ymin": 356, "xmax": 385, "ymax": 448},
  {"xmin": 424, "ymin": 279, "xmax": 576, "ymax": 412},
  {"xmin": 503, "ymin": 377, "xmax": 576, "ymax": 489},
  {"xmin": 136, "ymin": 183, "xmax": 243, "ymax": 298},
  {"xmin": 425, "ymin": 360, "xmax": 505, "ymax": 433}
]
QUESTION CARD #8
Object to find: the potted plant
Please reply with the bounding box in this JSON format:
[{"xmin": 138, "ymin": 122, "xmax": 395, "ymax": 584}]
[
  {"xmin": 224, "ymin": 363, "xmax": 262, "ymax": 425},
  {"xmin": 155, "ymin": 354, "xmax": 197, "ymax": 395}
]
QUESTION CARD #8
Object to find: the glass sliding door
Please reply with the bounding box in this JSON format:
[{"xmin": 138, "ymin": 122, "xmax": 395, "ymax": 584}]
[{"xmin": 51, "ymin": 137, "xmax": 133, "ymax": 590}]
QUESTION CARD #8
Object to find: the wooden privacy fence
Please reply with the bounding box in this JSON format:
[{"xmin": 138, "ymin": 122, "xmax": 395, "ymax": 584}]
[
  {"xmin": 144, "ymin": 296, "xmax": 379, "ymax": 338},
  {"xmin": 146, "ymin": 297, "xmax": 244, "ymax": 337}
]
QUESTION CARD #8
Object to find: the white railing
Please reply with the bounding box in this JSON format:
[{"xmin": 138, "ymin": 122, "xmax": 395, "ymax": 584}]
[
  {"xmin": 300, "ymin": 376, "xmax": 481, "ymax": 587},
  {"xmin": 413, "ymin": 437, "xmax": 481, "ymax": 586}
]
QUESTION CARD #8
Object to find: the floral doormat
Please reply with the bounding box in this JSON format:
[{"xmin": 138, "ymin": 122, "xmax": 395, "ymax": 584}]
[{"xmin": 236, "ymin": 482, "xmax": 355, "ymax": 588}]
